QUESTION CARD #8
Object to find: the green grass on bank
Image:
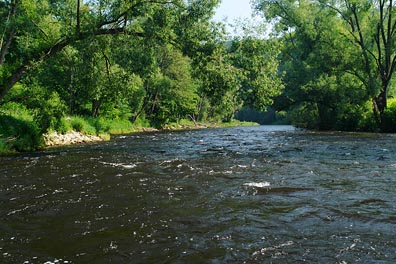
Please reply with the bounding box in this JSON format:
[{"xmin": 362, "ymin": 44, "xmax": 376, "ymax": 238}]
[
  {"xmin": 57, "ymin": 116, "xmax": 136, "ymax": 135},
  {"xmin": 0, "ymin": 103, "xmax": 259, "ymax": 155},
  {"xmin": 0, "ymin": 114, "xmax": 146, "ymax": 154},
  {"xmin": 165, "ymin": 119, "xmax": 259, "ymax": 130},
  {"xmin": 0, "ymin": 103, "xmax": 44, "ymax": 154}
]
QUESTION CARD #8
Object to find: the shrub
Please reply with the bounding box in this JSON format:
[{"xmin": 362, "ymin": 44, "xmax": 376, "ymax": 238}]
[
  {"xmin": 92, "ymin": 118, "xmax": 111, "ymax": 134},
  {"xmin": 69, "ymin": 116, "xmax": 96, "ymax": 135},
  {"xmin": 0, "ymin": 115, "xmax": 43, "ymax": 153},
  {"xmin": 288, "ymin": 102, "xmax": 319, "ymax": 129},
  {"xmin": 34, "ymin": 92, "xmax": 67, "ymax": 133},
  {"xmin": 0, "ymin": 139, "xmax": 6, "ymax": 155},
  {"xmin": 133, "ymin": 115, "xmax": 150, "ymax": 128},
  {"xmin": 105, "ymin": 118, "xmax": 134, "ymax": 134},
  {"xmin": 70, "ymin": 117, "xmax": 84, "ymax": 132},
  {"xmin": 56, "ymin": 117, "xmax": 73, "ymax": 134},
  {"xmin": 0, "ymin": 102, "xmax": 34, "ymax": 122},
  {"xmin": 382, "ymin": 98, "xmax": 396, "ymax": 132},
  {"xmin": 0, "ymin": 102, "xmax": 44, "ymax": 153}
]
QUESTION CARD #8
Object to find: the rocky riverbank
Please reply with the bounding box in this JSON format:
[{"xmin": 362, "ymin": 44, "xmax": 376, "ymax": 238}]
[
  {"xmin": 42, "ymin": 125, "xmax": 206, "ymax": 147},
  {"xmin": 44, "ymin": 131, "xmax": 105, "ymax": 146},
  {"xmin": 43, "ymin": 121, "xmax": 255, "ymax": 147}
]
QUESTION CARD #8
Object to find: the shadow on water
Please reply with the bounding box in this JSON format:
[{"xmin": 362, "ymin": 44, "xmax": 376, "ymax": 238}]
[{"xmin": 1, "ymin": 125, "xmax": 396, "ymax": 263}]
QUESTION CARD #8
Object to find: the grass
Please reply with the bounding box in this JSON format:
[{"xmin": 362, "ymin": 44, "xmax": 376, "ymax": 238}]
[
  {"xmin": 165, "ymin": 119, "xmax": 259, "ymax": 130},
  {"xmin": 0, "ymin": 103, "xmax": 44, "ymax": 154},
  {"xmin": 0, "ymin": 104, "xmax": 259, "ymax": 155},
  {"xmin": 53, "ymin": 116, "xmax": 137, "ymax": 136}
]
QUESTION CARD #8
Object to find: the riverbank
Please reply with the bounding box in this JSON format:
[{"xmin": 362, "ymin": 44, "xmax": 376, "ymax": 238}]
[
  {"xmin": 42, "ymin": 120, "xmax": 258, "ymax": 147},
  {"xmin": 43, "ymin": 131, "xmax": 105, "ymax": 146},
  {"xmin": 0, "ymin": 111, "xmax": 259, "ymax": 154}
]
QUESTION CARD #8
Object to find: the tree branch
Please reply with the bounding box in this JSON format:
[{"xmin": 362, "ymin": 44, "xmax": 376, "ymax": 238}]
[
  {"xmin": 1, "ymin": 27, "xmax": 144, "ymax": 101},
  {"xmin": 1, "ymin": 0, "xmax": 178, "ymax": 101},
  {"xmin": 0, "ymin": 0, "xmax": 18, "ymax": 65},
  {"xmin": 77, "ymin": 0, "xmax": 81, "ymax": 35}
]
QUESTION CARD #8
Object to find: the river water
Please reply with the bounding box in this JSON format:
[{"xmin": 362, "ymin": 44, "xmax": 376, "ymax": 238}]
[{"xmin": 1, "ymin": 125, "xmax": 396, "ymax": 263}]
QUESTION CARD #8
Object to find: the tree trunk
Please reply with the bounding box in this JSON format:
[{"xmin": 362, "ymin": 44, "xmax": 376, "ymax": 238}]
[
  {"xmin": 0, "ymin": 0, "xmax": 18, "ymax": 65},
  {"xmin": 0, "ymin": 64, "xmax": 28, "ymax": 101},
  {"xmin": 92, "ymin": 99, "xmax": 101, "ymax": 117},
  {"xmin": 373, "ymin": 89, "xmax": 387, "ymax": 129},
  {"xmin": 0, "ymin": 27, "xmax": 15, "ymax": 65},
  {"xmin": 77, "ymin": 0, "xmax": 81, "ymax": 35}
]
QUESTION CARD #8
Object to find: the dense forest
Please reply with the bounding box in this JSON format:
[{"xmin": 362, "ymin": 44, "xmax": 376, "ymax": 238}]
[{"xmin": 1, "ymin": 0, "xmax": 396, "ymax": 153}]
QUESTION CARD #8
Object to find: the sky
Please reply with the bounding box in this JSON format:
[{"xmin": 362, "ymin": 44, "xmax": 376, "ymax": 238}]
[
  {"xmin": 212, "ymin": 0, "xmax": 267, "ymax": 37},
  {"xmin": 213, "ymin": 0, "xmax": 254, "ymax": 23}
]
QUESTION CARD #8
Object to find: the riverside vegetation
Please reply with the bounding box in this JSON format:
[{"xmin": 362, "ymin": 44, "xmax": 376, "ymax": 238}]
[
  {"xmin": 2, "ymin": 0, "xmax": 396, "ymax": 154},
  {"xmin": 0, "ymin": 99, "xmax": 258, "ymax": 154}
]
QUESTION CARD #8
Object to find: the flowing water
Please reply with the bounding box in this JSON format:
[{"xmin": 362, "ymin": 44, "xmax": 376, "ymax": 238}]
[{"xmin": 1, "ymin": 125, "xmax": 396, "ymax": 263}]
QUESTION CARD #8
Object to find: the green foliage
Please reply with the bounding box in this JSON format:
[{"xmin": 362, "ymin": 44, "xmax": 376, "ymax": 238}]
[
  {"xmin": 99, "ymin": 118, "xmax": 134, "ymax": 135},
  {"xmin": 230, "ymin": 37, "xmax": 284, "ymax": 111},
  {"xmin": 67, "ymin": 116, "xmax": 96, "ymax": 135},
  {"xmin": 382, "ymin": 99, "xmax": 396, "ymax": 132},
  {"xmin": 235, "ymin": 107, "xmax": 281, "ymax": 125},
  {"xmin": 56, "ymin": 115, "xmax": 136, "ymax": 136},
  {"xmin": 196, "ymin": 45, "xmax": 241, "ymax": 121},
  {"xmin": 287, "ymin": 102, "xmax": 319, "ymax": 130},
  {"xmin": 2, "ymin": 82, "xmax": 67, "ymax": 132},
  {"xmin": 132, "ymin": 115, "xmax": 151, "ymax": 128},
  {"xmin": 0, "ymin": 101, "xmax": 34, "ymax": 122},
  {"xmin": 35, "ymin": 92, "xmax": 67, "ymax": 133},
  {"xmin": 254, "ymin": 0, "xmax": 396, "ymax": 131},
  {"xmin": 55, "ymin": 117, "xmax": 72, "ymax": 134},
  {"xmin": 334, "ymin": 103, "xmax": 375, "ymax": 132},
  {"xmin": 146, "ymin": 46, "xmax": 200, "ymax": 128},
  {"xmin": 0, "ymin": 102, "xmax": 43, "ymax": 153}
]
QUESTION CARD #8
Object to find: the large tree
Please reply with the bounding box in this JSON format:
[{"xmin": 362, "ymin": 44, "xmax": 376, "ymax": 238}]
[
  {"xmin": 230, "ymin": 37, "xmax": 284, "ymax": 111},
  {"xmin": 0, "ymin": 0, "xmax": 217, "ymax": 102},
  {"xmin": 254, "ymin": 0, "xmax": 396, "ymax": 130}
]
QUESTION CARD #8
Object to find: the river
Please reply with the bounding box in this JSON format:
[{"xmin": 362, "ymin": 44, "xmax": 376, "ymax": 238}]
[{"xmin": 1, "ymin": 125, "xmax": 396, "ymax": 263}]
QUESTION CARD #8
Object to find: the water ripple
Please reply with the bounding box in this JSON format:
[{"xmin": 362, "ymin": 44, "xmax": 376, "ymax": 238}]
[{"xmin": 1, "ymin": 126, "xmax": 396, "ymax": 263}]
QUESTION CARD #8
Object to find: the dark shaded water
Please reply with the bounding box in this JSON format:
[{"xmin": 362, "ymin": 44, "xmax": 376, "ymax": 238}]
[{"xmin": 1, "ymin": 125, "xmax": 396, "ymax": 263}]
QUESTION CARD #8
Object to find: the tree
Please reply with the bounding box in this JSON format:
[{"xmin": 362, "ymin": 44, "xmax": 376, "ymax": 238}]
[
  {"xmin": 230, "ymin": 37, "xmax": 284, "ymax": 111},
  {"xmin": 146, "ymin": 45, "xmax": 199, "ymax": 127},
  {"xmin": 328, "ymin": 0, "xmax": 396, "ymax": 128},
  {"xmin": 253, "ymin": 0, "xmax": 396, "ymax": 130},
  {"xmin": 0, "ymin": 0, "xmax": 188, "ymax": 101},
  {"xmin": 197, "ymin": 44, "xmax": 241, "ymax": 121}
]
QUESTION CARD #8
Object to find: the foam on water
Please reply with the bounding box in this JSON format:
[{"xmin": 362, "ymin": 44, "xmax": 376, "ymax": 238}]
[{"xmin": 243, "ymin": 182, "xmax": 271, "ymax": 188}]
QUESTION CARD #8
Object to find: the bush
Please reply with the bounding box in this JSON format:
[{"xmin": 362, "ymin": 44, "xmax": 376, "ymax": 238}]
[
  {"xmin": 92, "ymin": 118, "xmax": 111, "ymax": 134},
  {"xmin": 288, "ymin": 102, "xmax": 319, "ymax": 129},
  {"xmin": 333, "ymin": 102, "xmax": 376, "ymax": 131},
  {"xmin": 0, "ymin": 115, "xmax": 44, "ymax": 153},
  {"xmin": 0, "ymin": 102, "xmax": 44, "ymax": 153},
  {"xmin": 133, "ymin": 115, "xmax": 150, "ymax": 128},
  {"xmin": 58, "ymin": 115, "xmax": 136, "ymax": 136},
  {"xmin": 69, "ymin": 116, "xmax": 96, "ymax": 135},
  {"xmin": 56, "ymin": 117, "xmax": 73, "ymax": 134},
  {"xmin": 382, "ymin": 98, "xmax": 396, "ymax": 132},
  {"xmin": 0, "ymin": 102, "xmax": 34, "ymax": 122},
  {"xmin": 0, "ymin": 139, "xmax": 6, "ymax": 155},
  {"xmin": 103, "ymin": 118, "xmax": 134, "ymax": 134}
]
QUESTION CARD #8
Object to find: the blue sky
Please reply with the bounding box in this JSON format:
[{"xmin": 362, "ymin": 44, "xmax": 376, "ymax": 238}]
[
  {"xmin": 213, "ymin": 0, "xmax": 254, "ymax": 22},
  {"xmin": 213, "ymin": 0, "xmax": 268, "ymax": 37}
]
